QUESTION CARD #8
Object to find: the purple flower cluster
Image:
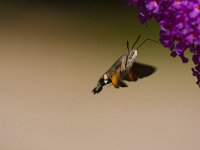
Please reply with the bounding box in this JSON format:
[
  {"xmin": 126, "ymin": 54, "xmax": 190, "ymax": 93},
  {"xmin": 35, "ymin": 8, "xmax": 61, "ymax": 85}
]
[{"xmin": 129, "ymin": 0, "xmax": 200, "ymax": 87}]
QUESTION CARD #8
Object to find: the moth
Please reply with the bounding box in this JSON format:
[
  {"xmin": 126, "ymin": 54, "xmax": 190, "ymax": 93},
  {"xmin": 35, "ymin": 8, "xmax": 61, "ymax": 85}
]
[{"xmin": 92, "ymin": 35, "xmax": 158, "ymax": 94}]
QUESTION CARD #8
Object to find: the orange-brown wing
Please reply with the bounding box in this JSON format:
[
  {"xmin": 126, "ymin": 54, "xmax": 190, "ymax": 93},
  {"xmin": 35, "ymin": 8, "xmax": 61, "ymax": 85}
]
[
  {"xmin": 112, "ymin": 73, "xmax": 120, "ymax": 88},
  {"xmin": 122, "ymin": 62, "xmax": 156, "ymax": 82},
  {"xmin": 112, "ymin": 67, "xmax": 128, "ymax": 88}
]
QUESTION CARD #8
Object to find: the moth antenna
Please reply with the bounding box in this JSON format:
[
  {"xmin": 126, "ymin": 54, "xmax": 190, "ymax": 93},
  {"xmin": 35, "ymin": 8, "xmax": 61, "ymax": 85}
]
[
  {"xmin": 125, "ymin": 55, "xmax": 128, "ymax": 68},
  {"xmin": 132, "ymin": 34, "xmax": 141, "ymax": 49},
  {"xmin": 125, "ymin": 40, "xmax": 129, "ymax": 68},
  {"xmin": 127, "ymin": 40, "xmax": 130, "ymax": 53},
  {"xmin": 137, "ymin": 39, "xmax": 161, "ymax": 50}
]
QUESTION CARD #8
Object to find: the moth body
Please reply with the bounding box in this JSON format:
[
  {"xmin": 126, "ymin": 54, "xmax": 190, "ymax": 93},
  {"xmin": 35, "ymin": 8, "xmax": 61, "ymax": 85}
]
[{"xmin": 92, "ymin": 35, "xmax": 157, "ymax": 94}]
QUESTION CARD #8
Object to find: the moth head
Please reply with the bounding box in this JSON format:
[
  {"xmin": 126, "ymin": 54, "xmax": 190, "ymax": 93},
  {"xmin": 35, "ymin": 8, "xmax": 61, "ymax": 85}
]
[
  {"xmin": 128, "ymin": 49, "xmax": 137, "ymax": 59},
  {"xmin": 126, "ymin": 37, "xmax": 139, "ymax": 60}
]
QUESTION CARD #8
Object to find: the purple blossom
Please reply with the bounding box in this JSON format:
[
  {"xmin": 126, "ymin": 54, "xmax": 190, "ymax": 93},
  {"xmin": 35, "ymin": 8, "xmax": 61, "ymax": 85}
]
[{"xmin": 129, "ymin": 0, "xmax": 200, "ymax": 87}]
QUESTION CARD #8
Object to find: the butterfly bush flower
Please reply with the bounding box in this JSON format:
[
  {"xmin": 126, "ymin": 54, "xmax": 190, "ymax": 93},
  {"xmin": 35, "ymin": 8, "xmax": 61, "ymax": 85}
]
[{"xmin": 129, "ymin": 0, "xmax": 200, "ymax": 87}]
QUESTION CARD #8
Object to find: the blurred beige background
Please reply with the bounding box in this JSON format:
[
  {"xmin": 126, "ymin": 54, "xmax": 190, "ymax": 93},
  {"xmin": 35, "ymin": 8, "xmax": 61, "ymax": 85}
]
[{"xmin": 0, "ymin": 1, "xmax": 199, "ymax": 150}]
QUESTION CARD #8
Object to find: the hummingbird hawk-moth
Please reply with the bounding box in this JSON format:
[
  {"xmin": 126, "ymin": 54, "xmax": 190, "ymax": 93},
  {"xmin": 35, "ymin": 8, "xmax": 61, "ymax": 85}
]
[{"xmin": 92, "ymin": 35, "xmax": 158, "ymax": 94}]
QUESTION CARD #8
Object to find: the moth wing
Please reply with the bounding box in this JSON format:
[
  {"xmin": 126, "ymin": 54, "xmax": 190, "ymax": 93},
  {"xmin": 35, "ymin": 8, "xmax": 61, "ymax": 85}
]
[
  {"xmin": 112, "ymin": 73, "xmax": 120, "ymax": 88},
  {"xmin": 112, "ymin": 67, "xmax": 128, "ymax": 88},
  {"xmin": 122, "ymin": 62, "xmax": 156, "ymax": 82},
  {"xmin": 105, "ymin": 54, "xmax": 125, "ymax": 75}
]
